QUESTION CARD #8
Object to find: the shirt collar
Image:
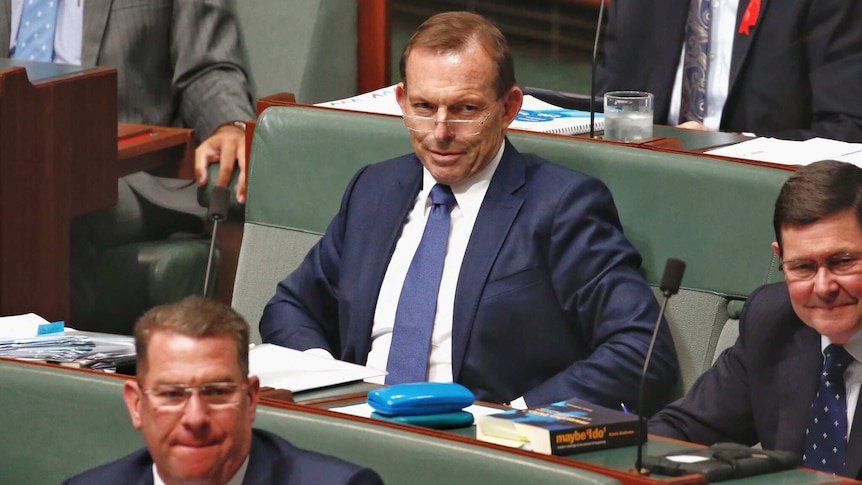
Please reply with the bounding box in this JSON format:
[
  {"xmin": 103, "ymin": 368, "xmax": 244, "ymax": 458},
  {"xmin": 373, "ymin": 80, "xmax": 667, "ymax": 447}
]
[
  {"xmin": 421, "ymin": 141, "xmax": 505, "ymax": 220},
  {"xmin": 153, "ymin": 454, "xmax": 250, "ymax": 485}
]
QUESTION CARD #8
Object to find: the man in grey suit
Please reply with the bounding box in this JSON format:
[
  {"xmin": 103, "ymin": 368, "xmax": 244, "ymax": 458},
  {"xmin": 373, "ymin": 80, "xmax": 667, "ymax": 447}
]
[{"xmin": 2, "ymin": 0, "xmax": 256, "ymax": 330}]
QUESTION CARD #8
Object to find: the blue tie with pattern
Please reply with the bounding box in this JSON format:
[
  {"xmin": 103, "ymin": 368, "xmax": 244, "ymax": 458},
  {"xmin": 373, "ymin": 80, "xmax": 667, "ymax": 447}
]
[
  {"xmin": 804, "ymin": 344, "xmax": 854, "ymax": 475},
  {"xmin": 13, "ymin": 0, "xmax": 59, "ymax": 62},
  {"xmin": 680, "ymin": 0, "xmax": 711, "ymax": 123},
  {"xmin": 385, "ymin": 184, "xmax": 456, "ymax": 384}
]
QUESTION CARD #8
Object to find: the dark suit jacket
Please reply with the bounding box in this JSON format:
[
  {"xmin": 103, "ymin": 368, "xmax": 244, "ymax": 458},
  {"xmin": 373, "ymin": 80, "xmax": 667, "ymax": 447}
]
[
  {"xmin": 62, "ymin": 428, "xmax": 384, "ymax": 485},
  {"xmin": 260, "ymin": 141, "xmax": 679, "ymax": 412},
  {"xmin": 600, "ymin": 0, "xmax": 862, "ymax": 142},
  {"xmin": 650, "ymin": 282, "xmax": 862, "ymax": 478}
]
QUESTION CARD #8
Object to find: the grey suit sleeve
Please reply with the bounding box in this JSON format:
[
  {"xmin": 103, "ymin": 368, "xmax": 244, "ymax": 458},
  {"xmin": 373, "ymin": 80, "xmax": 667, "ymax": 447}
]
[{"xmin": 170, "ymin": 0, "xmax": 255, "ymax": 141}]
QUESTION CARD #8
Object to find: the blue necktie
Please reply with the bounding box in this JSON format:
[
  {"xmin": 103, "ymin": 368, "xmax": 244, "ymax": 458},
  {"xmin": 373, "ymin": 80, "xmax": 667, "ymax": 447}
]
[
  {"xmin": 680, "ymin": 0, "xmax": 711, "ymax": 123},
  {"xmin": 385, "ymin": 184, "xmax": 456, "ymax": 384},
  {"xmin": 13, "ymin": 0, "xmax": 59, "ymax": 62},
  {"xmin": 804, "ymin": 344, "xmax": 854, "ymax": 475}
]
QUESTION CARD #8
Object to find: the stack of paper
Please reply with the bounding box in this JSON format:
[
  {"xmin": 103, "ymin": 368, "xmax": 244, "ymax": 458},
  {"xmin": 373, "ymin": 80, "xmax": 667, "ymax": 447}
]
[
  {"xmin": 0, "ymin": 313, "xmax": 63, "ymax": 339},
  {"xmin": 249, "ymin": 343, "xmax": 385, "ymax": 392},
  {"xmin": 706, "ymin": 137, "xmax": 862, "ymax": 167}
]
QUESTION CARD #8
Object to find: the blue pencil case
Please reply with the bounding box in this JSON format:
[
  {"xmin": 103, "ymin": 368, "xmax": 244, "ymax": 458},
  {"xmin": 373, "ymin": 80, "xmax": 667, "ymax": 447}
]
[
  {"xmin": 367, "ymin": 382, "xmax": 475, "ymax": 416},
  {"xmin": 371, "ymin": 410, "xmax": 475, "ymax": 429}
]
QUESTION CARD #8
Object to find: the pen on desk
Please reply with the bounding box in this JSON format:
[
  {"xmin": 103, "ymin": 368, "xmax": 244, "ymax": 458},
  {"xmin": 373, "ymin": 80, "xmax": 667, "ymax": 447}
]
[{"xmin": 620, "ymin": 403, "xmax": 630, "ymax": 413}]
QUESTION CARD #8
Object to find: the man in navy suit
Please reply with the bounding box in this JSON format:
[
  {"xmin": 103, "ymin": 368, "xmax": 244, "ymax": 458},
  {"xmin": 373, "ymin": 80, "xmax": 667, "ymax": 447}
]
[
  {"xmin": 63, "ymin": 297, "xmax": 383, "ymax": 485},
  {"xmin": 260, "ymin": 12, "xmax": 679, "ymax": 413},
  {"xmin": 601, "ymin": 0, "xmax": 862, "ymax": 142},
  {"xmin": 650, "ymin": 160, "xmax": 862, "ymax": 478}
]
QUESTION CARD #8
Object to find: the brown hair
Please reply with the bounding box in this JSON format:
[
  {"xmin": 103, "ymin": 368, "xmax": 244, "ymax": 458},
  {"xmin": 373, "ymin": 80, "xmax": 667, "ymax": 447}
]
[
  {"xmin": 773, "ymin": 160, "xmax": 862, "ymax": 252},
  {"xmin": 398, "ymin": 11, "xmax": 516, "ymax": 99},
  {"xmin": 134, "ymin": 296, "xmax": 250, "ymax": 379}
]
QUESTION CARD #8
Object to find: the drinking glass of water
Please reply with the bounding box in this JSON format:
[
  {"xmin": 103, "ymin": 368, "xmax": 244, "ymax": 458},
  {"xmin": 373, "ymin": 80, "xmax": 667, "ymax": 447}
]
[{"xmin": 603, "ymin": 91, "xmax": 654, "ymax": 142}]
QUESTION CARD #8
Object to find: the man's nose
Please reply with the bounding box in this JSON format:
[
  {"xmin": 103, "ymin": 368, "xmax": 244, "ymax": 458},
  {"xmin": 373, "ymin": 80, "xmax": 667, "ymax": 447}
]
[
  {"xmin": 432, "ymin": 113, "xmax": 454, "ymax": 140},
  {"xmin": 812, "ymin": 265, "xmax": 840, "ymax": 295},
  {"xmin": 181, "ymin": 391, "xmax": 210, "ymax": 427}
]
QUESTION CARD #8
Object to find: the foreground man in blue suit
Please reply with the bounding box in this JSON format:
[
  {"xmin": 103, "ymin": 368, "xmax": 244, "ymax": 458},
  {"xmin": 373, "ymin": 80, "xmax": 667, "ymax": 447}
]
[
  {"xmin": 261, "ymin": 11, "xmax": 678, "ymax": 413},
  {"xmin": 63, "ymin": 297, "xmax": 383, "ymax": 485}
]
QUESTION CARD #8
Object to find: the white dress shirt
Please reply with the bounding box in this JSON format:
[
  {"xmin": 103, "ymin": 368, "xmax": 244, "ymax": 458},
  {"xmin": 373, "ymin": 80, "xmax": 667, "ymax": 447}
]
[
  {"xmin": 363, "ymin": 142, "xmax": 505, "ymax": 384},
  {"xmin": 667, "ymin": 0, "xmax": 738, "ymax": 130},
  {"xmin": 9, "ymin": 0, "xmax": 84, "ymax": 65},
  {"xmin": 822, "ymin": 332, "xmax": 862, "ymax": 440},
  {"xmin": 154, "ymin": 454, "xmax": 249, "ymax": 485}
]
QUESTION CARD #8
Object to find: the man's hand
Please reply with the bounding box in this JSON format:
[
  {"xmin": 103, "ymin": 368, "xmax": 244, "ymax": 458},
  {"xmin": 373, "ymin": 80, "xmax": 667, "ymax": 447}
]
[
  {"xmin": 195, "ymin": 123, "xmax": 248, "ymax": 204},
  {"xmin": 676, "ymin": 121, "xmax": 711, "ymax": 132}
]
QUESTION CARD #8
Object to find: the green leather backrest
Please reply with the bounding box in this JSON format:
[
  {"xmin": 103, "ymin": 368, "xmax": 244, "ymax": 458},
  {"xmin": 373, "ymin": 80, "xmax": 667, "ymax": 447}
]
[
  {"xmin": 0, "ymin": 360, "xmax": 619, "ymax": 485},
  {"xmin": 231, "ymin": 0, "xmax": 358, "ymax": 103},
  {"xmin": 239, "ymin": 105, "xmax": 791, "ymax": 391},
  {"xmin": 254, "ymin": 406, "xmax": 620, "ymax": 485},
  {"xmin": 0, "ymin": 360, "xmax": 145, "ymax": 485},
  {"xmin": 246, "ymin": 105, "xmax": 788, "ymax": 298}
]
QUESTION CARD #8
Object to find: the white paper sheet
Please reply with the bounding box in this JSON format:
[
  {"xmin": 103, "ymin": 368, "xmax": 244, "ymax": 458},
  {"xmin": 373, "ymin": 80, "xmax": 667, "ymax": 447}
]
[{"xmin": 249, "ymin": 343, "xmax": 386, "ymax": 392}]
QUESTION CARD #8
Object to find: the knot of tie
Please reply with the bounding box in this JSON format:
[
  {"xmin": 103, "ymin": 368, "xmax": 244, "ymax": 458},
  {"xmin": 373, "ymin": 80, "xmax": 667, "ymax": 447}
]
[
  {"xmin": 430, "ymin": 184, "xmax": 456, "ymax": 210},
  {"xmin": 824, "ymin": 344, "xmax": 854, "ymax": 379}
]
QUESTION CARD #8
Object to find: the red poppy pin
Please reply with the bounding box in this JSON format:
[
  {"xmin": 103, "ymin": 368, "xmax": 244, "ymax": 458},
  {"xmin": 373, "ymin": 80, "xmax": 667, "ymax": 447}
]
[{"xmin": 738, "ymin": 0, "xmax": 761, "ymax": 35}]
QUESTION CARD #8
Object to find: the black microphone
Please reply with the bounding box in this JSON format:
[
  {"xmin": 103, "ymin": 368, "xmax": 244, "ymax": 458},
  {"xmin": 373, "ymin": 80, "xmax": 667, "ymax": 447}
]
[
  {"xmin": 203, "ymin": 186, "xmax": 230, "ymax": 297},
  {"xmin": 634, "ymin": 258, "xmax": 686, "ymax": 475},
  {"xmin": 589, "ymin": 0, "xmax": 607, "ymax": 139}
]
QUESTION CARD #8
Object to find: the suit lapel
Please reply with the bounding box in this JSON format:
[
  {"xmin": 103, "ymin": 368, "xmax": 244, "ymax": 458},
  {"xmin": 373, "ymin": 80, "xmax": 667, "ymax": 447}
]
[
  {"xmin": 348, "ymin": 160, "xmax": 422, "ymax": 362},
  {"xmin": 649, "ymin": 0, "xmax": 689, "ymax": 117},
  {"xmin": 775, "ymin": 322, "xmax": 820, "ymax": 451},
  {"xmin": 451, "ymin": 140, "xmax": 525, "ymax": 380},
  {"xmin": 82, "ymin": 0, "xmax": 114, "ymax": 65},
  {"xmin": 0, "ymin": 0, "xmax": 10, "ymax": 56},
  {"xmin": 846, "ymin": 395, "xmax": 862, "ymax": 478},
  {"xmin": 727, "ymin": 0, "xmax": 769, "ymax": 103}
]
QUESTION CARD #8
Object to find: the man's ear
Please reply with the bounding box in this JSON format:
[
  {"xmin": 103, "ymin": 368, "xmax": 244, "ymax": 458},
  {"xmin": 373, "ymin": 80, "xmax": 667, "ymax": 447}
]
[
  {"xmin": 246, "ymin": 375, "xmax": 261, "ymax": 423},
  {"xmin": 395, "ymin": 82, "xmax": 407, "ymax": 115},
  {"xmin": 772, "ymin": 241, "xmax": 781, "ymax": 258},
  {"xmin": 123, "ymin": 380, "xmax": 144, "ymax": 430},
  {"xmin": 501, "ymin": 86, "xmax": 524, "ymax": 127}
]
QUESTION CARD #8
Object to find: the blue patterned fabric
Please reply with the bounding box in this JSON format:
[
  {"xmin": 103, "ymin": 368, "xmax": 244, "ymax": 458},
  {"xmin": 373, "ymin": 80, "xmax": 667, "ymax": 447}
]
[
  {"xmin": 12, "ymin": 0, "xmax": 59, "ymax": 61},
  {"xmin": 804, "ymin": 344, "xmax": 854, "ymax": 474},
  {"xmin": 680, "ymin": 0, "xmax": 710, "ymax": 123},
  {"xmin": 386, "ymin": 184, "xmax": 456, "ymax": 384}
]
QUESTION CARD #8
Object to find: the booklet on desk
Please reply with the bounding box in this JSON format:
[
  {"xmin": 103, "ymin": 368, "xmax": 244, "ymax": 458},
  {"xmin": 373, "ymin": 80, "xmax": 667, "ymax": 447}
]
[
  {"xmin": 476, "ymin": 397, "xmax": 642, "ymax": 455},
  {"xmin": 249, "ymin": 344, "xmax": 386, "ymax": 392},
  {"xmin": 510, "ymin": 96, "xmax": 603, "ymax": 135}
]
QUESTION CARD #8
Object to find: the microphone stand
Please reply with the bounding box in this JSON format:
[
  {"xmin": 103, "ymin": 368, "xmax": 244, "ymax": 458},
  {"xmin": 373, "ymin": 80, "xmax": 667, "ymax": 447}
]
[
  {"xmin": 589, "ymin": 0, "xmax": 606, "ymax": 139},
  {"xmin": 203, "ymin": 186, "xmax": 230, "ymax": 297},
  {"xmin": 633, "ymin": 258, "xmax": 686, "ymax": 475}
]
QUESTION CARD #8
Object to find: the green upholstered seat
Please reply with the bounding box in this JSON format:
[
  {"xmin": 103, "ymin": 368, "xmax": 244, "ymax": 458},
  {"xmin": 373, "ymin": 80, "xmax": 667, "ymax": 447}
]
[
  {"xmin": 0, "ymin": 359, "xmax": 619, "ymax": 485},
  {"xmin": 230, "ymin": 105, "xmax": 790, "ymax": 397}
]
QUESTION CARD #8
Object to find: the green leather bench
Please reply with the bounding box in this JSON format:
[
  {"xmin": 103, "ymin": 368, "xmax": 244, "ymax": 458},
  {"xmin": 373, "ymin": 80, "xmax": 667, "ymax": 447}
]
[
  {"xmin": 225, "ymin": 105, "xmax": 791, "ymax": 397},
  {"xmin": 0, "ymin": 359, "xmax": 619, "ymax": 485}
]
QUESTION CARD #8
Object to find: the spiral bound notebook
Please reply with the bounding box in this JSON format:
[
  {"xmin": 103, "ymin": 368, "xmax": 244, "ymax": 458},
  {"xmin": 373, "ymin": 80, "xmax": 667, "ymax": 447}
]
[
  {"xmin": 509, "ymin": 95, "xmax": 604, "ymax": 135},
  {"xmin": 319, "ymin": 85, "xmax": 603, "ymax": 136}
]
